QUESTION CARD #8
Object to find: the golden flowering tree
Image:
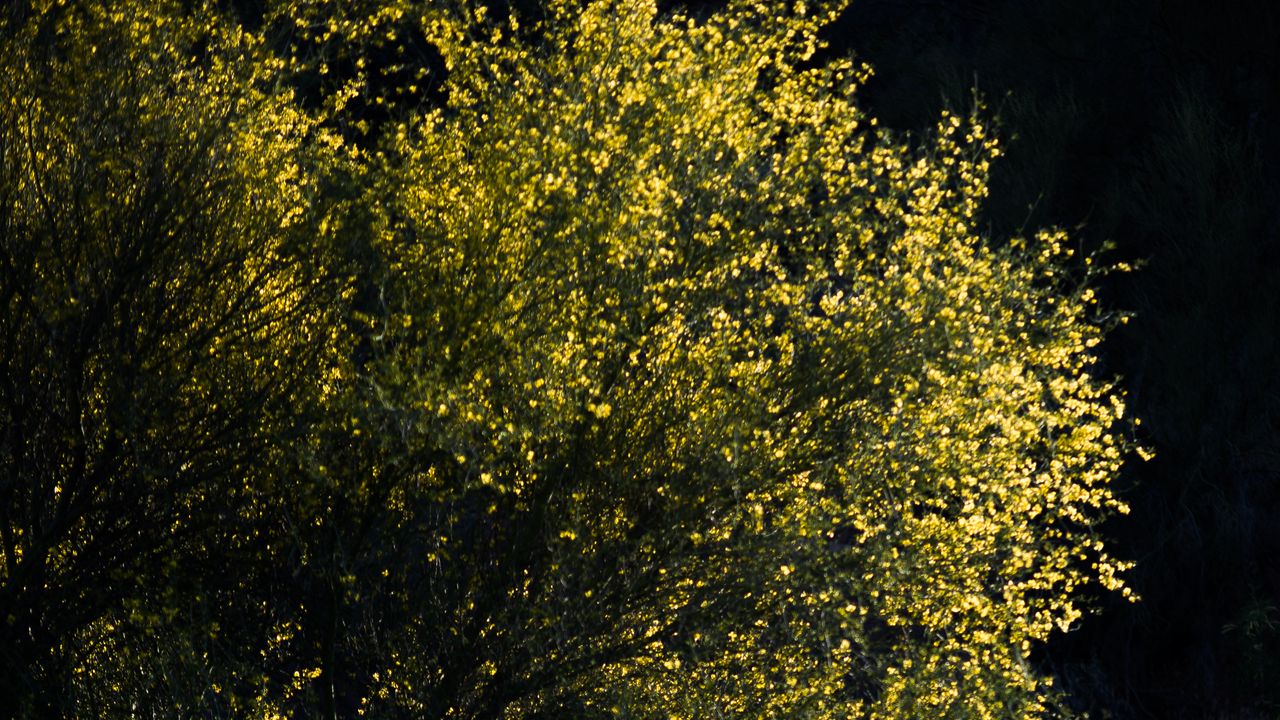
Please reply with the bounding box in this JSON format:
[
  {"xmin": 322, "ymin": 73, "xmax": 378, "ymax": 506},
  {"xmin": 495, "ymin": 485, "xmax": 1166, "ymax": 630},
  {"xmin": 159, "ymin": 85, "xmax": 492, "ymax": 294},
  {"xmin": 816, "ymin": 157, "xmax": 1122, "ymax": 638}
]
[
  {"xmin": 0, "ymin": 0, "xmax": 1132, "ymax": 717},
  {"xmin": 337, "ymin": 0, "xmax": 1134, "ymax": 717}
]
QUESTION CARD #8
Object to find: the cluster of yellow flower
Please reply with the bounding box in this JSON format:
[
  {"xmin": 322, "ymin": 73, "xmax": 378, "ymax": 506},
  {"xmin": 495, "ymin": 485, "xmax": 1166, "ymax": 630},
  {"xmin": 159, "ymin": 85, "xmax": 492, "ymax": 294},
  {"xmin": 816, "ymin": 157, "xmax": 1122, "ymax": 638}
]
[{"xmin": 355, "ymin": 0, "xmax": 1133, "ymax": 716}]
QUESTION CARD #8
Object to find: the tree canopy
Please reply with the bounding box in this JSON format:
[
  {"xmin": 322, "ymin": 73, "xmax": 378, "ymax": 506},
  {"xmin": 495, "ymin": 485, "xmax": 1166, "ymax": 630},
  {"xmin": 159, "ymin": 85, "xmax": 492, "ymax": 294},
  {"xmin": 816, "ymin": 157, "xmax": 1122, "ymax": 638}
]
[{"xmin": 0, "ymin": 0, "xmax": 1133, "ymax": 717}]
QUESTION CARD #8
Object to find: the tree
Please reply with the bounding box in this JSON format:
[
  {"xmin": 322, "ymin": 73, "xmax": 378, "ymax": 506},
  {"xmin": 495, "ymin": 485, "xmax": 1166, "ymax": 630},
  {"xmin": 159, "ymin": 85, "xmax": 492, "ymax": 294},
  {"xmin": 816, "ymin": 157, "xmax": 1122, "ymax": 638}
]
[
  {"xmin": 319, "ymin": 0, "xmax": 1134, "ymax": 716},
  {"xmin": 0, "ymin": 2, "xmax": 347, "ymax": 715},
  {"xmin": 0, "ymin": 0, "xmax": 1133, "ymax": 717}
]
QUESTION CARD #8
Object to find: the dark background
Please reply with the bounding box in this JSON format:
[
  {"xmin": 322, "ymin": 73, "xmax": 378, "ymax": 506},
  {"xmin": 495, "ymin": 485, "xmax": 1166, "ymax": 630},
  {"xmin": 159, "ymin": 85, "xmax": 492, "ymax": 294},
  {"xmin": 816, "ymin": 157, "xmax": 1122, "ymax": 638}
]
[{"xmin": 819, "ymin": 1, "xmax": 1280, "ymax": 717}]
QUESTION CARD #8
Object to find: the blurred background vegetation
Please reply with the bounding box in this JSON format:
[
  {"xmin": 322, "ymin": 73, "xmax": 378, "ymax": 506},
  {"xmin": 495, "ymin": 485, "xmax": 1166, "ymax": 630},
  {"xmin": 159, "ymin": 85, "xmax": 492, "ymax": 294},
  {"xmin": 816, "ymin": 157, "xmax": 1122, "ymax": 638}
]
[{"xmin": 813, "ymin": 0, "xmax": 1280, "ymax": 717}]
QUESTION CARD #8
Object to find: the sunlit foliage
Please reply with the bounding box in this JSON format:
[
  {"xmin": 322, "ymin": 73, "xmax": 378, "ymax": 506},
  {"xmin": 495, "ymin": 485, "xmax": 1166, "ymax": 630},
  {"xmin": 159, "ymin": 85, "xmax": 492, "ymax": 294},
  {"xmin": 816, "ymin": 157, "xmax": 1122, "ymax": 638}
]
[{"xmin": 0, "ymin": 0, "xmax": 1132, "ymax": 717}]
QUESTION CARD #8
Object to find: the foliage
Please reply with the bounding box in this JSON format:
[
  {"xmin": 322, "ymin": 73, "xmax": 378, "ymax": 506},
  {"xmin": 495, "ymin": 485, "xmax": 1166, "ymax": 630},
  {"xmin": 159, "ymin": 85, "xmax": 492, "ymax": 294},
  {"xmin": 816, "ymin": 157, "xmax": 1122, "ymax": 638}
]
[
  {"xmin": 0, "ymin": 0, "xmax": 1132, "ymax": 717},
  {"xmin": 0, "ymin": 1, "xmax": 349, "ymax": 714}
]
